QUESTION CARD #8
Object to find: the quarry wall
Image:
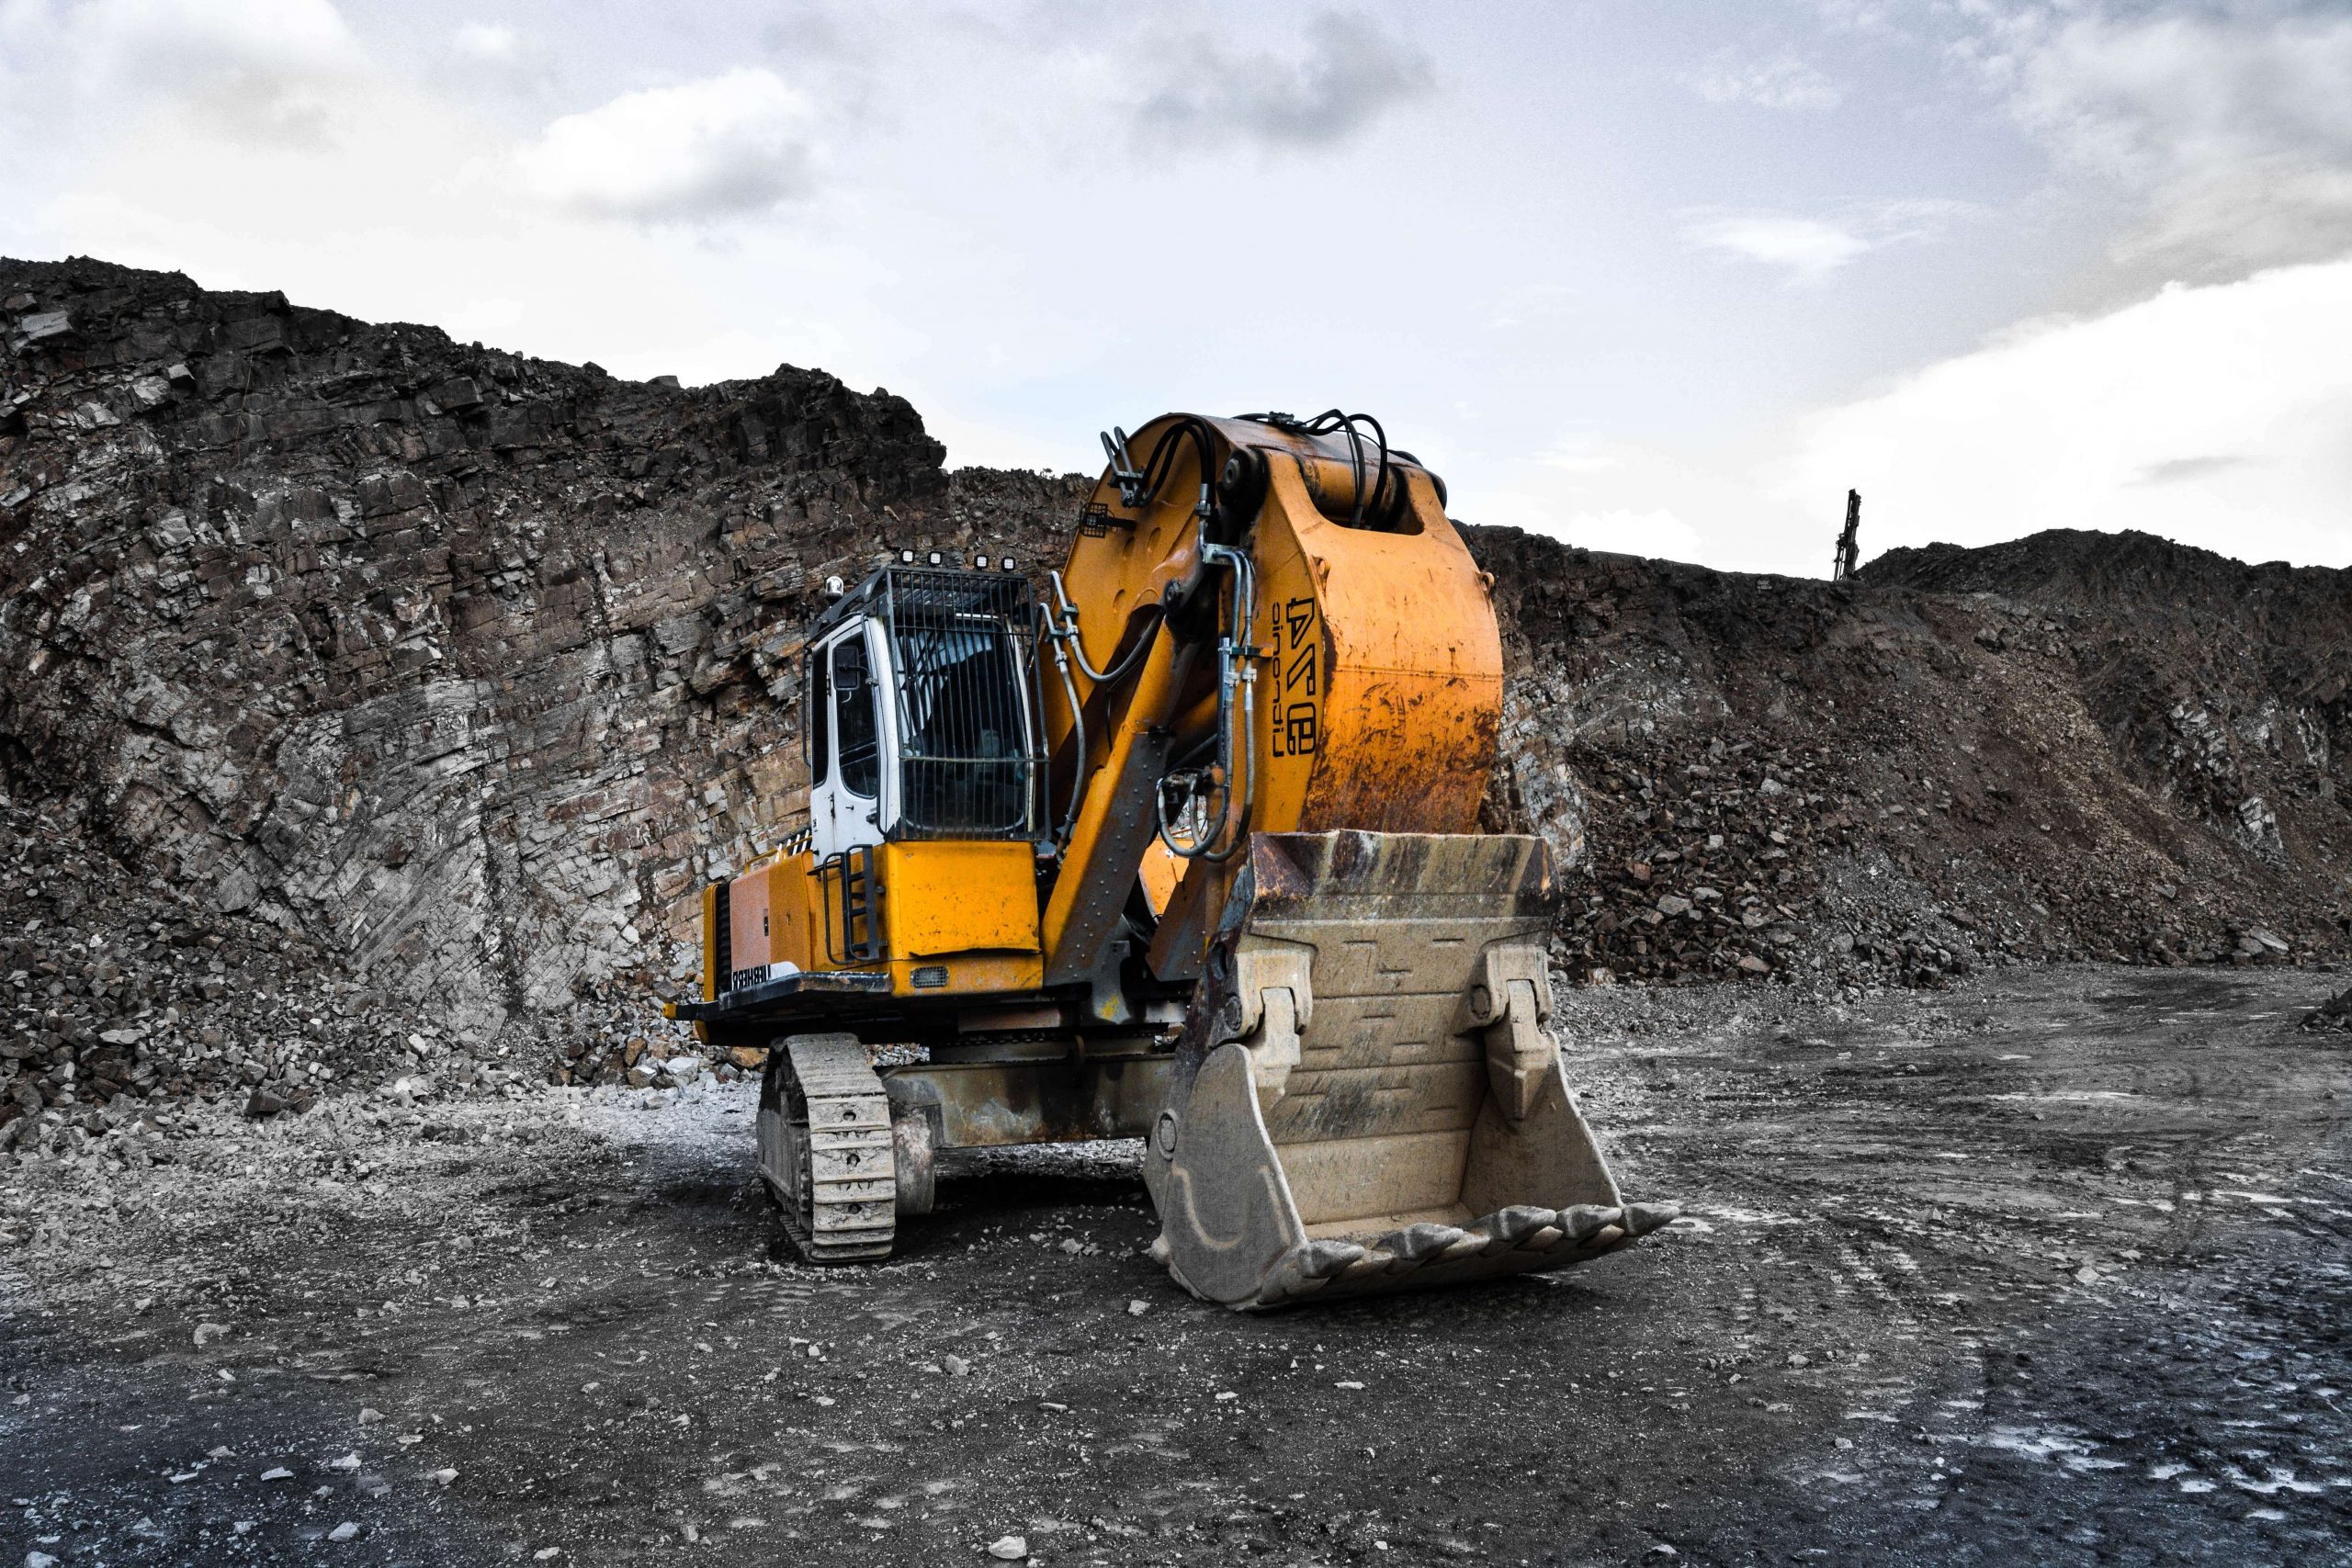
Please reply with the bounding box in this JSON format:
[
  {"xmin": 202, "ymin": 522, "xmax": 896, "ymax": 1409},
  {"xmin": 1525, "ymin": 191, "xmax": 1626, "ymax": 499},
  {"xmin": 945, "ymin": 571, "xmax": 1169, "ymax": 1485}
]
[{"xmin": 2, "ymin": 257, "xmax": 2344, "ymax": 1130}]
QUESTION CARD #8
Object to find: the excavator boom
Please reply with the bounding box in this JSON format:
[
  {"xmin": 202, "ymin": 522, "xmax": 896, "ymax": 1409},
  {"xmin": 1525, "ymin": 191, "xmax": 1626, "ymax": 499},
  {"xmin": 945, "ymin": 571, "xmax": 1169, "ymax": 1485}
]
[{"xmin": 667, "ymin": 410, "xmax": 1673, "ymax": 1308}]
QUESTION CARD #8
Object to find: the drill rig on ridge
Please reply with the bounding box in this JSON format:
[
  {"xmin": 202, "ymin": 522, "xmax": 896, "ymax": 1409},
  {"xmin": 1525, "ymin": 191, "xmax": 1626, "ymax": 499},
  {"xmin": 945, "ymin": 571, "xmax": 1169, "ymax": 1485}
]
[{"xmin": 667, "ymin": 411, "xmax": 1673, "ymax": 1309}]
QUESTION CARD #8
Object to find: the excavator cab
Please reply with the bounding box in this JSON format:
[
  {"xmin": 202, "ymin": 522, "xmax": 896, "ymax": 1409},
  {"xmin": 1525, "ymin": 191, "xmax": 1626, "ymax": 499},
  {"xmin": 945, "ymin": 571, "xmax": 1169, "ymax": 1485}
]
[
  {"xmin": 667, "ymin": 415, "xmax": 1675, "ymax": 1306},
  {"xmin": 802, "ymin": 558, "xmax": 1043, "ymax": 860}
]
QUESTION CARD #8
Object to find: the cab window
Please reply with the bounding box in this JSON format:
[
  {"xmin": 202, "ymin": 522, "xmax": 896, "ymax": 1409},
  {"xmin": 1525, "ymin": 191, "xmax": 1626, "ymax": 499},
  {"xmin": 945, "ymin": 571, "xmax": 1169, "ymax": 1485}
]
[
  {"xmin": 806, "ymin": 645, "xmax": 831, "ymax": 782},
  {"xmin": 833, "ymin": 632, "xmax": 882, "ymax": 797}
]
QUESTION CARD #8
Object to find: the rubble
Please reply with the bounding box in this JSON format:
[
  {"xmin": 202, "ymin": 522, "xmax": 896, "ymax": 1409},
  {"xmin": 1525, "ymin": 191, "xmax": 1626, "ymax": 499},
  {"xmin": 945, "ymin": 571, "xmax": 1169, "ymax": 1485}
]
[
  {"xmin": 0, "ymin": 256, "xmax": 1001, "ymax": 1136},
  {"xmin": 2, "ymin": 255, "xmax": 2347, "ymax": 1158},
  {"xmin": 0, "ymin": 791, "xmax": 644, "ymax": 1161},
  {"xmin": 1476, "ymin": 529, "xmax": 2351, "ymax": 992},
  {"xmin": 3, "ymin": 966, "xmax": 2346, "ymax": 1562}
]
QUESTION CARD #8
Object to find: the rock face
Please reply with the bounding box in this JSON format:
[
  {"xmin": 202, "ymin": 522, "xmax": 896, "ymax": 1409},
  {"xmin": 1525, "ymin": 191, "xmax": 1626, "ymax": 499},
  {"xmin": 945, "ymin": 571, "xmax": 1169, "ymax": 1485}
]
[
  {"xmin": 0, "ymin": 257, "xmax": 1023, "ymax": 1034},
  {"xmin": 1476, "ymin": 528, "xmax": 2352, "ymax": 986},
  {"xmin": 2, "ymin": 256, "xmax": 2347, "ymax": 1142}
]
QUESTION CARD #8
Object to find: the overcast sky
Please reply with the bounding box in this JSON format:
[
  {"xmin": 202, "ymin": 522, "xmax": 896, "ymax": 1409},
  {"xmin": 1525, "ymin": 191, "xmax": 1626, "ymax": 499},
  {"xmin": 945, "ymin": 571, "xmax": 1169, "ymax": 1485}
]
[{"xmin": 3, "ymin": 1, "xmax": 2347, "ymax": 575}]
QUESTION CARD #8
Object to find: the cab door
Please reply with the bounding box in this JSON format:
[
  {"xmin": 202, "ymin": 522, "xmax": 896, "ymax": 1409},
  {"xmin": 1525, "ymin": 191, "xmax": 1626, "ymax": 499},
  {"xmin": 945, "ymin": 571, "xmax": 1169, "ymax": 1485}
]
[{"xmin": 810, "ymin": 617, "xmax": 893, "ymax": 860}]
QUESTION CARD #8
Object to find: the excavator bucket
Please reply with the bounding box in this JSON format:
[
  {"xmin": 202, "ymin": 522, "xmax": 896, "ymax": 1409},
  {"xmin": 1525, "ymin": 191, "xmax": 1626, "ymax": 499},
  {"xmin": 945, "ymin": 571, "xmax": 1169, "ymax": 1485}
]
[{"xmin": 1144, "ymin": 830, "xmax": 1675, "ymax": 1309}]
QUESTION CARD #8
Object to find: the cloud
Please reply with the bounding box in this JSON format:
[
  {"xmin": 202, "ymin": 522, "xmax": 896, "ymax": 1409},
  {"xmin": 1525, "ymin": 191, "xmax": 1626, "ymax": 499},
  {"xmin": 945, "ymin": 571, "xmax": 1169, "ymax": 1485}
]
[
  {"xmin": 1460, "ymin": 477, "xmax": 1712, "ymax": 566},
  {"xmin": 1464, "ymin": 260, "xmax": 2352, "ymax": 577},
  {"xmin": 74, "ymin": 0, "xmax": 357, "ymax": 89},
  {"xmin": 1683, "ymin": 198, "xmax": 1979, "ymax": 282},
  {"xmin": 1534, "ymin": 434, "xmax": 1627, "ymax": 475},
  {"xmin": 1457, "ymin": 469, "xmax": 1712, "ymax": 565},
  {"xmin": 0, "ymin": 0, "xmax": 362, "ymax": 143},
  {"xmin": 1686, "ymin": 52, "xmax": 1841, "ymax": 111},
  {"xmin": 2130, "ymin": 454, "xmax": 2253, "ymax": 486},
  {"xmin": 1553, "ymin": 507, "xmax": 1708, "ymax": 566},
  {"xmin": 28, "ymin": 28, "xmax": 880, "ymax": 395},
  {"xmin": 453, "ymin": 21, "xmax": 519, "ymax": 62},
  {"xmin": 1805, "ymin": 0, "xmax": 1910, "ymax": 40},
  {"xmin": 1133, "ymin": 10, "xmax": 1433, "ymax": 151},
  {"xmin": 758, "ymin": 4, "xmax": 852, "ymax": 62},
  {"xmin": 2004, "ymin": 7, "xmax": 2352, "ymax": 281},
  {"xmin": 508, "ymin": 68, "xmax": 819, "ymax": 225},
  {"xmin": 1683, "ymin": 212, "xmax": 1871, "ymax": 281},
  {"xmin": 1770, "ymin": 259, "xmax": 2352, "ymax": 570},
  {"xmin": 443, "ymin": 19, "xmax": 561, "ymax": 103},
  {"xmin": 1454, "ymin": 436, "xmax": 1765, "ymax": 570}
]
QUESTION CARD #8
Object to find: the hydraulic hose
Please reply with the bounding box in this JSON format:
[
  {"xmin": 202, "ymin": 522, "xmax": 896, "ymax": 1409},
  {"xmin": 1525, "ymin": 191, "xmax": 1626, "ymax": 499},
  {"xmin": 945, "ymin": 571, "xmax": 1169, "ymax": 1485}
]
[
  {"xmin": 1047, "ymin": 570, "xmax": 1163, "ymax": 687},
  {"xmin": 1157, "ymin": 530, "xmax": 1258, "ymax": 863},
  {"xmin": 1038, "ymin": 601, "xmax": 1088, "ymax": 852}
]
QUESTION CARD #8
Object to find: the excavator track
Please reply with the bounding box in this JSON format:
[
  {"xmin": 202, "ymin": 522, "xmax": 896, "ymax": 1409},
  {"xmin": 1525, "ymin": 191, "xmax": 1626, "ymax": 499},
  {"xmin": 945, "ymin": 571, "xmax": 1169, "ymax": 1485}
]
[
  {"xmin": 758, "ymin": 1033, "xmax": 898, "ymax": 1262},
  {"xmin": 1145, "ymin": 830, "xmax": 1678, "ymax": 1309}
]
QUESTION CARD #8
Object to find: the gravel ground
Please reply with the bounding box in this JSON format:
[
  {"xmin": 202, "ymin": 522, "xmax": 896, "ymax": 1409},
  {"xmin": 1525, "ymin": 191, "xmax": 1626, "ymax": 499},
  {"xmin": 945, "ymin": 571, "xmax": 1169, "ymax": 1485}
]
[{"xmin": 5, "ymin": 964, "xmax": 2349, "ymax": 1566}]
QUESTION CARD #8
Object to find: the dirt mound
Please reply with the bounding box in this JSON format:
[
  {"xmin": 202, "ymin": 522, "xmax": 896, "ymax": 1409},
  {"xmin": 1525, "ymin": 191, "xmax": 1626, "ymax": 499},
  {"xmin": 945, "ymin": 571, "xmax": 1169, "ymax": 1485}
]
[
  {"xmin": 1476, "ymin": 530, "xmax": 2351, "ymax": 988},
  {"xmin": 3, "ymin": 257, "xmax": 2346, "ymax": 1153},
  {"xmin": 1862, "ymin": 527, "xmax": 2348, "ymax": 620}
]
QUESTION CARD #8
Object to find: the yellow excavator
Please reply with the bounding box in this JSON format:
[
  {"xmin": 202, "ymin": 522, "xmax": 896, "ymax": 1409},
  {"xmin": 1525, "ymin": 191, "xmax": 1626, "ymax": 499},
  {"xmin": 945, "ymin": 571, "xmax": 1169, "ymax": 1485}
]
[{"xmin": 667, "ymin": 412, "xmax": 1673, "ymax": 1308}]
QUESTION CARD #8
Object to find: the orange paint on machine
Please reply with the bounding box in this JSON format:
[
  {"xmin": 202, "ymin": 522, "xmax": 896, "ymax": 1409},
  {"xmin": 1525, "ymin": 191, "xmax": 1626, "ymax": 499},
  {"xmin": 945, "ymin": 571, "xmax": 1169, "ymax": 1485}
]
[{"xmin": 666, "ymin": 411, "xmax": 1677, "ymax": 1303}]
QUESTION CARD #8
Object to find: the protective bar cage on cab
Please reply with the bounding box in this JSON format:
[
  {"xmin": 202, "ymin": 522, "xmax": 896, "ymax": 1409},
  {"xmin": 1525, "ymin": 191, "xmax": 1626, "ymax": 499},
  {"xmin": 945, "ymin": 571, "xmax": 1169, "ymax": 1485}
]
[{"xmin": 865, "ymin": 564, "xmax": 1046, "ymax": 843}]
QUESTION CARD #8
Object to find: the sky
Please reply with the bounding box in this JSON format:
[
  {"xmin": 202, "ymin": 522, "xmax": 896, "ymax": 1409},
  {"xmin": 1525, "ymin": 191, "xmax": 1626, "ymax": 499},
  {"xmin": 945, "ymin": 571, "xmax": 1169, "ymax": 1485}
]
[{"xmin": 1, "ymin": 0, "xmax": 2346, "ymax": 576}]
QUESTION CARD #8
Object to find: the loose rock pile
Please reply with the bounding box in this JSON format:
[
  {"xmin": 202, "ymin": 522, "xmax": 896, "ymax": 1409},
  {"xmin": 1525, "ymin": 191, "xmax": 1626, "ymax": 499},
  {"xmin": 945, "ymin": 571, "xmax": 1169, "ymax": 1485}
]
[
  {"xmin": 550, "ymin": 984, "xmax": 763, "ymax": 1089},
  {"xmin": 0, "ymin": 257, "xmax": 1032, "ymax": 1135},
  {"xmin": 3, "ymin": 256, "xmax": 2346, "ymax": 1156},
  {"xmin": 1477, "ymin": 529, "xmax": 2351, "ymax": 994},
  {"xmin": 0, "ymin": 794, "xmax": 606, "ymax": 1160},
  {"xmin": 1535, "ymin": 737, "xmax": 1984, "ymax": 990},
  {"xmin": 0, "ymin": 256, "xmax": 978, "ymax": 1034}
]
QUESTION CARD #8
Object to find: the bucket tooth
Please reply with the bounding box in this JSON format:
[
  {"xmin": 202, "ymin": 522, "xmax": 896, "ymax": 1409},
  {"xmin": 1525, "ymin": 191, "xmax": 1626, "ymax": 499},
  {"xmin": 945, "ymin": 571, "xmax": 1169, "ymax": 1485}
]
[
  {"xmin": 1381, "ymin": 1222, "xmax": 1469, "ymax": 1263},
  {"xmin": 1256, "ymin": 1249, "xmax": 1339, "ymax": 1304},
  {"xmin": 1143, "ymin": 832, "xmax": 1674, "ymax": 1309},
  {"xmin": 1624, "ymin": 1202, "xmax": 1680, "ymax": 1237},
  {"xmin": 1261, "ymin": 1273, "xmax": 1330, "ymax": 1305},
  {"xmin": 1436, "ymin": 1232, "xmax": 1488, "ymax": 1265},
  {"xmin": 1297, "ymin": 1238, "xmax": 1366, "ymax": 1279},
  {"xmin": 1486, "ymin": 1205, "xmax": 1557, "ymax": 1245}
]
